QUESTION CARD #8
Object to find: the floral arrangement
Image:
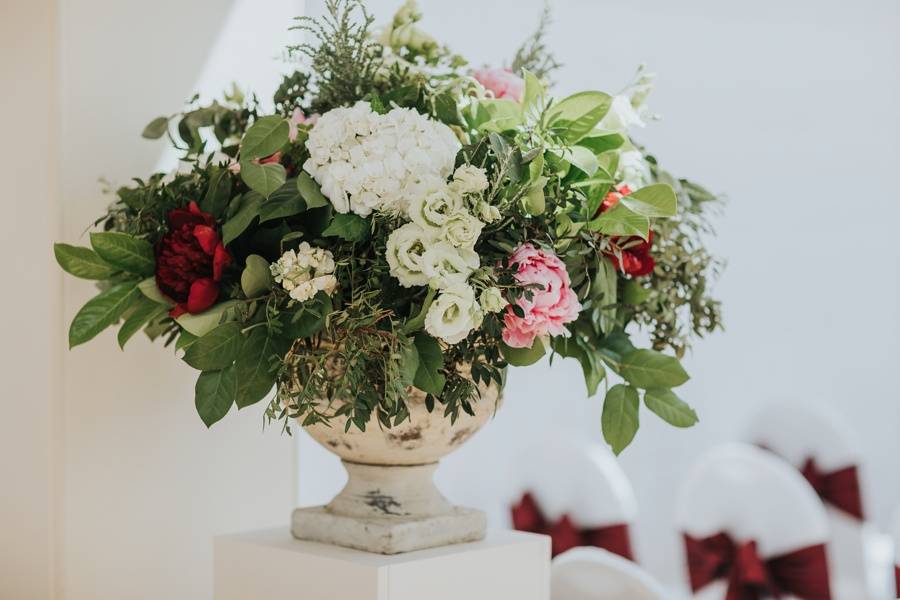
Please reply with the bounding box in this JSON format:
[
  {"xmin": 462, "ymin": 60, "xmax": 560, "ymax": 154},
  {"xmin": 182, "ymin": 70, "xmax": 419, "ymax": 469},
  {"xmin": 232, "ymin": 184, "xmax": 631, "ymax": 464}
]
[{"xmin": 54, "ymin": 0, "xmax": 722, "ymax": 454}]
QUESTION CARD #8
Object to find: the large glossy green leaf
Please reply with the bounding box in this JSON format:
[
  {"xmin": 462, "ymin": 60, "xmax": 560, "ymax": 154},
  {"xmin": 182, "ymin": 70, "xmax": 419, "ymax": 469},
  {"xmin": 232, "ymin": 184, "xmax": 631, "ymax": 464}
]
[
  {"xmin": 619, "ymin": 349, "xmax": 690, "ymax": 389},
  {"xmin": 240, "ymin": 255, "xmax": 272, "ymax": 297},
  {"xmin": 592, "ymin": 256, "xmax": 618, "ymax": 334},
  {"xmin": 500, "ymin": 338, "xmax": 546, "ymax": 367},
  {"xmin": 475, "ymin": 98, "xmax": 523, "ymax": 132},
  {"xmin": 413, "ymin": 333, "xmax": 446, "ymax": 396},
  {"xmin": 548, "ymin": 91, "xmax": 612, "ymax": 143},
  {"xmin": 296, "ymin": 172, "xmax": 329, "ymax": 209},
  {"xmin": 117, "ymin": 297, "xmax": 167, "ymax": 349},
  {"xmin": 587, "ymin": 203, "xmax": 649, "ymax": 239},
  {"xmin": 183, "ymin": 322, "xmax": 244, "ymax": 371},
  {"xmin": 601, "ymin": 384, "xmax": 640, "ymax": 455},
  {"xmin": 240, "ymin": 115, "xmax": 289, "ymax": 160},
  {"xmin": 175, "ymin": 300, "xmax": 239, "ymax": 337},
  {"xmin": 577, "ymin": 132, "xmax": 625, "ymax": 154},
  {"xmin": 200, "ymin": 167, "xmax": 233, "ymax": 217},
  {"xmin": 322, "ymin": 213, "xmax": 369, "ymax": 242},
  {"xmin": 644, "ymin": 388, "xmax": 698, "ymax": 428},
  {"xmin": 620, "ymin": 183, "xmax": 678, "ymax": 218},
  {"xmin": 69, "ymin": 281, "xmax": 140, "ymax": 348},
  {"xmin": 522, "ymin": 69, "xmax": 545, "ymax": 115},
  {"xmin": 259, "ymin": 179, "xmax": 305, "ymax": 223},
  {"xmin": 234, "ymin": 328, "xmax": 290, "ymax": 409},
  {"xmin": 222, "ymin": 193, "xmax": 264, "ymax": 245},
  {"xmin": 137, "ymin": 277, "xmax": 173, "ymax": 306},
  {"xmin": 54, "ymin": 243, "xmax": 118, "ymax": 280},
  {"xmin": 194, "ymin": 367, "xmax": 236, "ymax": 428},
  {"xmin": 278, "ymin": 293, "xmax": 332, "ymax": 339},
  {"xmin": 563, "ymin": 146, "xmax": 599, "ymax": 176},
  {"xmin": 89, "ymin": 232, "xmax": 155, "ymax": 275},
  {"xmin": 240, "ymin": 161, "xmax": 286, "ymax": 198}
]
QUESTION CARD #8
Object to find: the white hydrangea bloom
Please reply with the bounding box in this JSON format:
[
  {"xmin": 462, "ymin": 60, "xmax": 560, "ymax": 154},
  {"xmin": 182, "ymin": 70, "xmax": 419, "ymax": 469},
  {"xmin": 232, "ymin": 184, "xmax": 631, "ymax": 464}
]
[
  {"xmin": 424, "ymin": 283, "xmax": 483, "ymax": 345},
  {"xmin": 385, "ymin": 222, "xmax": 434, "ymax": 288},
  {"xmin": 421, "ymin": 241, "xmax": 479, "ymax": 290},
  {"xmin": 270, "ymin": 242, "xmax": 337, "ymax": 303},
  {"xmin": 303, "ymin": 101, "xmax": 460, "ymax": 217},
  {"xmin": 617, "ymin": 150, "xmax": 651, "ymax": 190}
]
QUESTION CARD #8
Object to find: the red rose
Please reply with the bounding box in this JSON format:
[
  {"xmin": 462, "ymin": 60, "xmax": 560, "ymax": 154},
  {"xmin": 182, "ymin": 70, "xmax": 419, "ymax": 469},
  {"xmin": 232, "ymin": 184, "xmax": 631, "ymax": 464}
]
[
  {"xmin": 608, "ymin": 230, "xmax": 655, "ymax": 277},
  {"xmin": 156, "ymin": 201, "xmax": 232, "ymax": 317}
]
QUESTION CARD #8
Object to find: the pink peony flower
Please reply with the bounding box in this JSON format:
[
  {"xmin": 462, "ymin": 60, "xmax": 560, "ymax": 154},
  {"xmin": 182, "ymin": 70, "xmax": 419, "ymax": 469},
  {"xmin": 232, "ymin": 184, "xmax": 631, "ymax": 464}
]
[
  {"xmin": 502, "ymin": 243, "xmax": 582, "ymax": 348},
  {"xmin": 289, "ymin": 107, "xmax": 320, "ymax": 142},
  {"xmin": 474, "ymin": 67, "xmax": 525, "ymax": 102}
]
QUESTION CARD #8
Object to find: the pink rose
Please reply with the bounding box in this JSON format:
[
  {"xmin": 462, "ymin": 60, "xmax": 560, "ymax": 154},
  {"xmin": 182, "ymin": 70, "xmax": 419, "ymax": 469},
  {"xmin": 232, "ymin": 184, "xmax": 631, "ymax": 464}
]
[
  {"xmin": 502, "ymin": 243, "xmax": 582, "ymax": 348},
  {"xmin": 474, "ymin": 67, "xmax": 525, "ymax": 102}
]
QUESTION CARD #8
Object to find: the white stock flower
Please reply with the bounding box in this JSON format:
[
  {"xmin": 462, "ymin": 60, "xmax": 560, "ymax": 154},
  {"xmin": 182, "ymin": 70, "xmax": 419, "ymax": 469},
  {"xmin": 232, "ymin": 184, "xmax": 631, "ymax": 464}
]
[
  {"xmin": 598, "ymin": 95, "xmax": 646, "ymax": 133},
  {"xmin": 421, "ymin": 241, "xmax": 479, "ymax": 290},
  {"xmin": 424, "ymin": 283, "xmax": 484, "ymax": 345},
  {"xmin": 617, "ymin": 150, "xmax": 651, "ymax": 190},
  {"xmin": 270, "ymin": 242, "xmax": 337, "ymax": 303},
  {"xmin": 408, "ymin": 183, "xmax": 465, "ymax": 233},
  {"xmin": 449, "ymin": 165, "xmax": 489, "ymax": 195},
  {"xmin": 442, "ymin": 211, "xmax": 484, "ymax": 248},
  {"xmin": 303, "ymin": 101, "xmax": 460, "ymax": 217},
  {"xmin": 386, "ymin": 222, "xmax": 434, "ymax": 288},
  {"xmin": 479, "ymin": 287, "xmax": 507, "ymax": 314}
]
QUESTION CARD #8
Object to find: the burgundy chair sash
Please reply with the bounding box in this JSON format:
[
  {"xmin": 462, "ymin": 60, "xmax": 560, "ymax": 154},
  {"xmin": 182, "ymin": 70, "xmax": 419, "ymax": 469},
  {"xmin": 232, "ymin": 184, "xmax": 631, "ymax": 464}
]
[
  {"xmin": 894, "ymin": 565, "xmax": 899, "ymax": 597},
  {"xmin": 511, "ymin": 492, "xmax": 634, "ymax": 560},
  {"xmin": 684, "ymin": 532, "xmax": 831, "ymax": 600},
  {"xmin": 799, "ymin": 458, "xmax": 864, "ymax": 520}
]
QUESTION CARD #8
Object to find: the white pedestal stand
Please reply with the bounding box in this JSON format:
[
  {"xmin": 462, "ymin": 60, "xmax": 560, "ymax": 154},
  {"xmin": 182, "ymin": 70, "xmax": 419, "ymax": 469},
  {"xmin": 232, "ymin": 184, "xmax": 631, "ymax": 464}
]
[{"xmin": 214, "ymin": 528, "xmax": 550, "ymax": 600}]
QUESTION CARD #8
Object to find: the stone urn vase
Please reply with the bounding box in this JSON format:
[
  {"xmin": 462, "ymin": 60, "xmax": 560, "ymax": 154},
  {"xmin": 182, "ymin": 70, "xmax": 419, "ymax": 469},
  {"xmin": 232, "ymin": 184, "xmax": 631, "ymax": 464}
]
[{"xmin": 291, "ymin": 377, "xmax": 502, "ymax": 555}]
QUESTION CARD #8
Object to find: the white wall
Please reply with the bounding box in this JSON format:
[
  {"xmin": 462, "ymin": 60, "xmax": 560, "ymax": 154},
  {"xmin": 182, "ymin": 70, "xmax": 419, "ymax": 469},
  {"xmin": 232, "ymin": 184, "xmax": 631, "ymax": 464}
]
[{"xmin": 298, "ymin": 0, "xmax": 900, "ymax": 587}]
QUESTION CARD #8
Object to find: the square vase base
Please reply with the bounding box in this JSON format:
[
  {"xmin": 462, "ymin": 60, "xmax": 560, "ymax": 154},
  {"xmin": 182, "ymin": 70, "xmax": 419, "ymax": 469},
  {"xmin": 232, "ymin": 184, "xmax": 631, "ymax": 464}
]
[{"xmin": 291, "ymin": 506, "xmax": 487, "ymax": 555}]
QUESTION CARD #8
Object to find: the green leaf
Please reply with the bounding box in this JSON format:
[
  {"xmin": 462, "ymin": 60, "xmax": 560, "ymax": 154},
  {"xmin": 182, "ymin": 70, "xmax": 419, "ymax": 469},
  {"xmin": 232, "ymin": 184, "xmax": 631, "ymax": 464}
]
[
  {"xmin": 222, "ymin": 192, "xmax": 264, "ymax": 245},
  {"xmin": 622, "ymin": 279, "xmax": 650, "ymax": 305},
  {"xmin": 175, "ymin": 300, "xmax": 239, "ymax": 337},
  {"xmin": 141, "ymin": 116, "xmax": 169, "ymax": 139},
  {"xmin": 644, "ymin": 388, "xmax": 698, "ymax": 428},
  {"xmin": 54, "ymin": 243, "xmax": 118, "ymax": 280},
  {"xmin": 433, "ymin": 92, "xmax": 464, "ymax": 126},
  {"xmin": 240, "ymin": 115, "xmax": 289, "ymax": 160},
  {"xmin": 69, "ymin": 281, "xmax": 140, "ymax": 348},
  {"xmin": 259, "ymin": 179, "xmax": 305, "ymax": 223},
  {"xmin": 278, "ymin": 292, "xmax": 332, "ymax": 339},
  {"xmin": 194, "ymin": 367, "xmax": 236, "ymax": 428},
  {"xmin": 240, "ymin": 254, "xmax": 272, "ymax": 297},
  {"xmin": 117, "ymin": 298, "xmax": 167, "ymax": 349},
  {"xmin": 577, "ymin": 133, "xmax": 625, "ymax": 155},
  {"xmin": 588, "ymin": 203, "xmax": 650, "ymax": 239},
  {"xmin": 89, "ymin": 232, "xmax": 155, "ymax": 275},
  {"xmin": 602, "ymin": 384, "xmax": 640, "ymax": 455},
  {"xmin": 559, "ymin": 146, "xmax": 598, "ymax": 176},
  {"xmin": 234, "ymin": 328, "xmax": 290, "ymax": 409},
  {"xmin": 296, "ymin": 172, "xmax": 329, "ymax": 209},
  {"xmin": 547, "ymin": 91, "xmax": 612, "ymax": 143},
  {"xmin": 523, "ymin": 178, "xmax": 547, "ymax": 216},
  {"xmin": 552, "ymin": 337, "xmax": 605, "ymax": 396},
  {"xmin": 240, "ymin": 161, "xmax": 286, "ymax": 198},
  {"xmin": 175, "ymin": 330, "xmax": 198, "ymax": 351},
  {"xmin": 593, "ymin": 256, "xmax": 618, "ymax": 334},
  {"xmin": 322, "ymin": 213, "xmax": 369, "ymax": 243},
  {"xmin": 200, "ymin": 167, "xmax": 233, "ymax": 218},
  {"xmin": 619, "ymin": 349, "xmax": 690, "ymax": 389},
  {"xmin": 475, "ymin": 98, "xmax": 523, "ymax": 132},
  {"xmin": 619, "ymin": 183, "xmax": 678, "ymax": 218},
  {"xmin": 500, "ymin": 338, "xmax": 546, "ymax": 367},
  {"xmin": 413, "ymin": 333, "xmax": 446, "ymax": 396},
  {"xmin": 399, "ymin": 340, "xmax": 420, "ymax": 386},
  {"xmin": 522, "ymin": 69, "xmax": 545, "ymax": 114},
  {"xmin": 137, "ymin": 277, "xmax": 173, "ymax": 306},
  {"xmin": 183, "ymin": 322, "xmax": 244, "ymax": 371}
]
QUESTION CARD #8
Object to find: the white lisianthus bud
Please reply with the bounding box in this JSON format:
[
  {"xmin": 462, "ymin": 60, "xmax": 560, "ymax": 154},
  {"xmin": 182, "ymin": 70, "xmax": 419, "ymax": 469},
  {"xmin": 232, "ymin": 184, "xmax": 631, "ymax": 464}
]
[
  {"xmin": 598, "ymin": 95, "xmax": 646, "ymax": 132},
  {"xmin": 424, "ymin": 283, "xmax": 484, "ymax": 345},
  {"xmin": 479, "ymin": 287, "xmax": 507, "ymax": 314},
  {"xmin": 449, "ymin": 165, "xmax": 489, "ymax": 195},
  {"xmin": 442, "ymin": 211, "xmax": 484, "ymax": 248},
  {"xmin": 408, "ymin": 185, "xmax": 464, "ymax": 233},
  {"xmin": 421, "ymin": 241, "xmax": 480, "ymax": 290},
  {"xmin": 386, "ymin": 222, "xmax": 434, "ymax": 288},
  {"xmin": 270, "ymin": 242, "xmax": 338, "ymax": 303},
  {"xmin": 475, "ymin": 201, "xmax": 502, "ymax": 224}
]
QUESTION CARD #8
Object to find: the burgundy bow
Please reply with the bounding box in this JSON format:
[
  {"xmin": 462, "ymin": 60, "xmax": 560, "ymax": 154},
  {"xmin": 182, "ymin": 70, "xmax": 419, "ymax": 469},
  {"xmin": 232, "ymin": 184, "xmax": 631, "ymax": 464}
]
[
  {"xmin": 799, "ymin": 458, "xmax": 864, "ymax": 520},
  {"xmin": 684, "ymin": 532, "xmax": 831, "ymax": 600},
  {"xmin": 511, "ymin": 492, "xmax": 634, "ymax": 560}
]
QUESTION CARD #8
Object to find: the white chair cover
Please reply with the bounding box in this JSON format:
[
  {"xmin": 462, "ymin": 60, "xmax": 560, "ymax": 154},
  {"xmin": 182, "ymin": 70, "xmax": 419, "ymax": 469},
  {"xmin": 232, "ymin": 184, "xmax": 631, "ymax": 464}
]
[
  {"xmin": 744, "ymin": 402, "xmax": 876, "ymax": 599},
  {"xmin": 551, "ymin": 547, "xmax": 669, "ymax": 600},
  {"xmin": 508, "ymin": 431, "xmax": 637, "ymax": 529},
  {"xmin": 675, "ymin": 443, "xmax": 830, "ymax": 600}
]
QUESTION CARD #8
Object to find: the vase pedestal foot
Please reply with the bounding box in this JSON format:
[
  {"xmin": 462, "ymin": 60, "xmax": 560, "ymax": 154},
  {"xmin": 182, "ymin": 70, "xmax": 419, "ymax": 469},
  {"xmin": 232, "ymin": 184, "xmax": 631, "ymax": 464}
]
[{"xmin": 291, "ymin": 460, "xmax": 486, "ymax": 554}]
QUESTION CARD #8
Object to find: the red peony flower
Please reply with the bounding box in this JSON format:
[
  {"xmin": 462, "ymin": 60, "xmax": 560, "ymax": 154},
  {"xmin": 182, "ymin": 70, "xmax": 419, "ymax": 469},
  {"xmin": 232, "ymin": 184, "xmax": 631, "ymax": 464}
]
[
  {"xmin": 155, "ymin": 201, "xmax": 232, "ymax": 317},
  {"xmin": 597, "ymin": 184, "xmax": 655, "ymax": 277}
]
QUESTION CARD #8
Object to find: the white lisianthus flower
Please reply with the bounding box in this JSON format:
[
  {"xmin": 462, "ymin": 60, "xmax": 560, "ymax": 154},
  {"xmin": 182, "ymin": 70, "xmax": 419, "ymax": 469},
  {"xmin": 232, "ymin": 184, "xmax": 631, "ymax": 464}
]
[
  {"xmin": 479, "ymin": 287, "xmax": 507, "ymax": 314},
  {"xmin": 303, "ymin": 101, "xmax": 460, "ymax": 217},
  {"xmin": 424, "ymin": 283, "xmax": 484, "ymax": 344},
  {"xmin": 442, "ymin": 211, "xmax": 484, "ymax": 249},
  {"xmin": 598, "ymin": 95, "xmax": 645, "ymax": 132},
  {"xmin": 449, "ymin": 165, "xmax": 489, "ymax": 195},
  {"xmin": 408, "ymin": 184, "xmax": 465, "ymax": 233},
  {"xmin": 421, "ymin": 241, "xmax": 479, "ymax": 290},
  {"xmin": 386, "ymin": 222, "xmax": 434, "ymax": 288},
  {"xmin": 474, "ymin": 201, "xmax": 502, "ymax": 224},
  {"xmin": 270, "ymin": 242, "xmax": 337, "ymax": 303},
  {"xmin": 617, "ymin": 150, "xmax": 651, "ymax": 190}
]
